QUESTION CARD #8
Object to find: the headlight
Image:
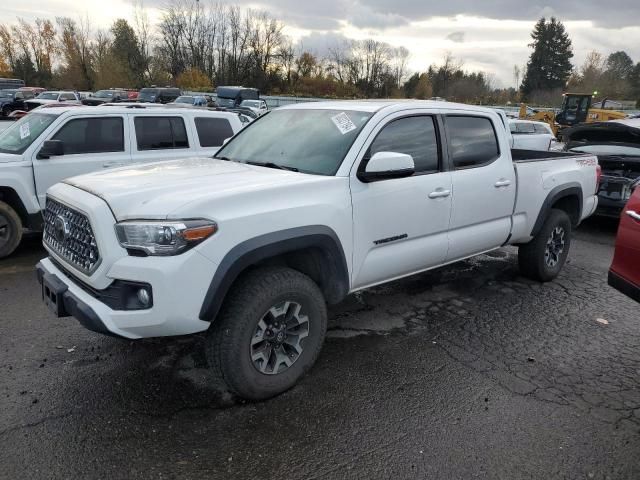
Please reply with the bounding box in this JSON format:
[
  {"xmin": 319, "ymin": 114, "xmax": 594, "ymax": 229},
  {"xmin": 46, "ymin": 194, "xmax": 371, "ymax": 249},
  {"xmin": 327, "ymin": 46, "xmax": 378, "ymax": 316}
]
[{"xmin": 115, "ymin": 219, "xmax": 217, "ymax": 256}]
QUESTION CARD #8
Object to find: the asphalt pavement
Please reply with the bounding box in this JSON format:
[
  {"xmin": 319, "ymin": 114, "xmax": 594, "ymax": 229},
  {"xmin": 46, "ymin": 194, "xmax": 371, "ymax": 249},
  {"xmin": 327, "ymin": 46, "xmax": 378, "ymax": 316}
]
[{"xmin": 1, "ymin": 218, "xmax": 639, "ymax": 480}]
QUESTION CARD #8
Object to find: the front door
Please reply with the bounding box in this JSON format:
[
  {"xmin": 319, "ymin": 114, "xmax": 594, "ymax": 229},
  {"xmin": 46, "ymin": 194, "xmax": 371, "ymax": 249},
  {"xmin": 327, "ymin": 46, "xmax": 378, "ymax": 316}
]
[
  {"xmin": 32, "ymin": 115, "xmax": 131, "ymax": 208},
  {"xmin": 351, "ymin": 113, "xmax": 452, "ymax": 289}
]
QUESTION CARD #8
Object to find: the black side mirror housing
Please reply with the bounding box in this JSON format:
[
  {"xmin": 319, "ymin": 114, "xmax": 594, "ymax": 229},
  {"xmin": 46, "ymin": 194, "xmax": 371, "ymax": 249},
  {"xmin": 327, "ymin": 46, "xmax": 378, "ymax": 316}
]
[{"xmin": 37, "ymin": 140, "xmax": 64, "ymax": 159}]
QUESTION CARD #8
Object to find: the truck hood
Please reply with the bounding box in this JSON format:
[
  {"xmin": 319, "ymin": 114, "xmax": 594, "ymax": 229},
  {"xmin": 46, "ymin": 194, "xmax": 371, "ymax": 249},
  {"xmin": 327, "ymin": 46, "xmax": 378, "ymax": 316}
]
[{"xmin": 63, "ymin": 157, "xmax": 337, "ymax": 220}]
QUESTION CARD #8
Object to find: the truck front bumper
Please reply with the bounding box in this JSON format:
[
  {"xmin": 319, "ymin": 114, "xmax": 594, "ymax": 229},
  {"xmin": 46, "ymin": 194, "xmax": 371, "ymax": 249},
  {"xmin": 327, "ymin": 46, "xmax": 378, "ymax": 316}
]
[{"xmin": 36, "ymin": 252, "xmax": 216, "ymax": 339}]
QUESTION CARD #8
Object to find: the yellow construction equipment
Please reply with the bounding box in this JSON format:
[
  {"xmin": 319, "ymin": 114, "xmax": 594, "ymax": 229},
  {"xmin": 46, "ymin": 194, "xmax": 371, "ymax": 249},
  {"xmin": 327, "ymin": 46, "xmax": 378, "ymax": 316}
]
[{"xmin": 519, "ymin": 93, "xmax": 628, "ymax": 137}]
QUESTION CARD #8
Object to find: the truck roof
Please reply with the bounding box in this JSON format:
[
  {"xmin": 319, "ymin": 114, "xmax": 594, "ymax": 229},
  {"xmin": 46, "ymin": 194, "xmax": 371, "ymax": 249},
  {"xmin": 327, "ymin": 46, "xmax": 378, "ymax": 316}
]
[
  {"xmin": 279, "ymin": 100, "xmax": 500, "ymax": 115},
  {"xmin": 30, "ymin": 105, "xmax": 240, "ymax": 118}
]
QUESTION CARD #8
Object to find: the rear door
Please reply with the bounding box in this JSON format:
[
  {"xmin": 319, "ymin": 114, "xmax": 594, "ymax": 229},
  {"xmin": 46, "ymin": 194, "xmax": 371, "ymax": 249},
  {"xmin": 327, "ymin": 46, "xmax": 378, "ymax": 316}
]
[
  {"xmin": 32, "ymin": 114, "xmax": 131, "ymax": 208},
  {"xmin": 609, "ymin": 188, "xmax": 640, "ymax": 301},
  {"xmin": 444, "ymin": 113, "xmax": 516, "ymax": 261},
  {"xmin": 350, "ymin": 111, "xmax": 452, "ymax": 289}
]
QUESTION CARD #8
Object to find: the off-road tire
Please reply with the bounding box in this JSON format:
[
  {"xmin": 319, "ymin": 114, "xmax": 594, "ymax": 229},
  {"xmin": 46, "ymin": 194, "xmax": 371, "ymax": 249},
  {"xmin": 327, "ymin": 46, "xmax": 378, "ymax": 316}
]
[
  {"xmin": 206, "ymin": 266, "xmax": 327, "ymax": 400},
  {"xmin": 0, "ymin": 201, "xmax": 23, "ymax": 259},
  {"xmin": 518, "ymin": 208, "xmax": 571, "ymax": 282}
]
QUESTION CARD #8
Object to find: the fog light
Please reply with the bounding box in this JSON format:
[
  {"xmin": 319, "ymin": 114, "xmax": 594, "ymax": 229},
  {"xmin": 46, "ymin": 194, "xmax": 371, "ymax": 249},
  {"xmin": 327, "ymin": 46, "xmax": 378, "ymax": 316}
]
[{"xmin": 136, "ymin": 288, "xmax": 151, "ymax": 307}]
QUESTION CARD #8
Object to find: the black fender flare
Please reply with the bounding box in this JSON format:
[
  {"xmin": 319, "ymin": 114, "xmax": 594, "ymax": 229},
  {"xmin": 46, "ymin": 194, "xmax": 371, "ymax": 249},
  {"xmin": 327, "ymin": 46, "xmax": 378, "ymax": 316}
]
[
  {"xmin": 198, "ymin": 225, "xmax": 349, "ymax": 322},
  {"xmin": 530, "ymin": 182, "xmax": 583, "ymax": 237}
]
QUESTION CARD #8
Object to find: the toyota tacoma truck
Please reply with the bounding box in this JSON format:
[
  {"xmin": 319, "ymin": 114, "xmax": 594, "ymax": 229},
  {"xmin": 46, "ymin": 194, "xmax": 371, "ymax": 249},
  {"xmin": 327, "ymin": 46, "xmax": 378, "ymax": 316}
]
[{"xmin": 36, "ymin": 101, "xmax": 600, "ymax": 400}]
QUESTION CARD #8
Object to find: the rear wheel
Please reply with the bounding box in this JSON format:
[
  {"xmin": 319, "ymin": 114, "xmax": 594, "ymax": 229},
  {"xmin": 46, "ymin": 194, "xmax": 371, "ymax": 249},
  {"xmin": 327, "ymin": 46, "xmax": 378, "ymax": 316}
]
[
  {"xmin": 206, "ymin": 266, "xmax": 327, "ymax": 400},
  {"xmin": 518, "ymin": 208, "xmax": 571, "ymax": 282},
  {"xmin": 0, "ymin": 201, "xmax": 23, "ymax": 259},
  {"xmin": 1, "ymin": 106, "xmax": 10, "ymax": 117}
]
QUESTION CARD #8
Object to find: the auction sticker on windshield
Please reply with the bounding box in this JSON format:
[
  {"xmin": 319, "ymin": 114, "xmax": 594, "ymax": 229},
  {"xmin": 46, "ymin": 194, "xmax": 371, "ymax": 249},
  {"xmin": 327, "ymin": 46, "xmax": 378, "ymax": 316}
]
[
  {"xmin": 19, "ymin": 123, "xmax": 30, "ymax": 140},
  {"xmin": 331, "ymin": 112, "xmax": 357, "ymax": 135}
]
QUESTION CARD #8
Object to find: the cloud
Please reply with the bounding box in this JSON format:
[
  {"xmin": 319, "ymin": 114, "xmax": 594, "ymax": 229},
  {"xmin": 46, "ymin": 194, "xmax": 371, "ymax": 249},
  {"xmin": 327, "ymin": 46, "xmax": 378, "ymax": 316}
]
[
  {"xmin": 446, "ymin": 31, "xmax": 466, "ymax": 43},
  {"xmin": 360, "ymin": 0, "xmax": 640, "ymax": 28}
]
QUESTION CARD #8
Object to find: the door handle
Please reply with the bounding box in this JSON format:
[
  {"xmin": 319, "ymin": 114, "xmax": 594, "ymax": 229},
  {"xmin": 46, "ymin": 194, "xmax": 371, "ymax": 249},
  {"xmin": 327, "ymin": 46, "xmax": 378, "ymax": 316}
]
[
  {"xmin": 428, "ymin": 189, "xmax": 451, "ymax": 199},
  {"xmin": 494, "ymin": 179, "xmax": 512, "ymax": 187},
  {"xmin": 103, "ymin": 162, "xmax": 125, "ymax": 168},
  {"xmin": 626, "ymin": 210, "xmax": 640, "ymax": 221}
]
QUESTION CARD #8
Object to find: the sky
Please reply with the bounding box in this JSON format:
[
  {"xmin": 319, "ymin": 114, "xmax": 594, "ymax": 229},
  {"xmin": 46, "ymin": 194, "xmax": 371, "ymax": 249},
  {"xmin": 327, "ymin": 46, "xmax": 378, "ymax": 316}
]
[{"xmin": 3, "ymin": 0, "xmax": 640, "ymax": 87}]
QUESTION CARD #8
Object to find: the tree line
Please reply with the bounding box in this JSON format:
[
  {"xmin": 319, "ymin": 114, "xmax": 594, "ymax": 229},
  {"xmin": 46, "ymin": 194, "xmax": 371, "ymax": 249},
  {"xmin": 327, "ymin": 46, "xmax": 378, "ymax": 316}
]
[{"xmin": 0, "ymin": 4, "xmax": 639, "ymax": 106}]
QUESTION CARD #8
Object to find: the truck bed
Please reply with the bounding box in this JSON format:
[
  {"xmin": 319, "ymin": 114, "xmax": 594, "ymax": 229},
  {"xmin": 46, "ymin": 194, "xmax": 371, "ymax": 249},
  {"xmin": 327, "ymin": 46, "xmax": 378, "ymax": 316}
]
[{"xmin": 508, "ymin": 149, "xmax": 599, "ymax": 244}]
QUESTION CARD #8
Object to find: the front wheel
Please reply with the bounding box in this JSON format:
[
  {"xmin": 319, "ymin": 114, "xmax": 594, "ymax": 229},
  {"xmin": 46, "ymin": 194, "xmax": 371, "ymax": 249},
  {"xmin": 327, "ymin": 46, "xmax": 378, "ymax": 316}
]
[
  {"xmin": 0, "ymin": 201, "xmax": 23, "ymax": 259},
  {"xmin": 518, "ymin": 208, "xmax": 572, "ymax": 282},
  {"xmin": 206, "ymin": 266, "xmax": 328, "ymax": 400}
]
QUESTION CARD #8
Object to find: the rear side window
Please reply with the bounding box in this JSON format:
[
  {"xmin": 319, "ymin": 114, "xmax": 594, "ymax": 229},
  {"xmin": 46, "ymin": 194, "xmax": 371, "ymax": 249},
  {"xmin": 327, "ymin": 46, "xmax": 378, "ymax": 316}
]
[
  {"xmin": 60, "ymin": 93, "xmax": 76, "ymax": 101},
  {"xmin": 445, "ymin": 116, "xmax": 500, "ymax": 169},
  {"xmin": 368, "ymin": 116, "xmax": 439, "ymax": 173},
  {"xmin": 195, "ymin": 117, "xmax": 234, "ymax": 147},
  {"xmin": 52, "ymin": 117, "xmax": 124, "ymax": 155},
  {"xmin": 134, "ymin": 117, "xmax": 189, "ymax": 150}
]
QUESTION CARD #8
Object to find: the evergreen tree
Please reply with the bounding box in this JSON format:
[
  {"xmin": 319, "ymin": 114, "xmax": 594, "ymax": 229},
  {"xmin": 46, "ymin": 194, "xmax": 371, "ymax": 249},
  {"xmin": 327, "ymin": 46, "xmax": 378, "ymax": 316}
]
[
  {"xmin": 521, "ymin": 17, "xmax": 573, "ymax": 99},
  {"xmin": 110, "ymin": 19, "xmax": 147, "ymax": 88}
]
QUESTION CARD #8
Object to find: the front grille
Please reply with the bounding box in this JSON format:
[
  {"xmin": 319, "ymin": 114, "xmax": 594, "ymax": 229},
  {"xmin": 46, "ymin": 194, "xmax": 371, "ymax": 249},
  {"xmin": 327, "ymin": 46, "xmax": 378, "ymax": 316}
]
[{"xmin": 43, "ymin": 198, "xmax": 100, "ymax": 274}]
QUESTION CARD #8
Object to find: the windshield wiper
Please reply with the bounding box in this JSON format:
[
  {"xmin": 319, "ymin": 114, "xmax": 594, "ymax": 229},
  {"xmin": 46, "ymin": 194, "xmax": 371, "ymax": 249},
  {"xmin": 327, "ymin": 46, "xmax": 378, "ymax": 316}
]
[{"xmin": 246, "ymin": 161, "xmax": 298, "ymax": 172}]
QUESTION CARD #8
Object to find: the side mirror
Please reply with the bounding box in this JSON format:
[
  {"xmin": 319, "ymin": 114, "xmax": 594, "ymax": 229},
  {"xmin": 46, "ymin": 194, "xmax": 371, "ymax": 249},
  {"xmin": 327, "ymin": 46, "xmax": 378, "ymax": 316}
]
[
  {"xmin": 358, "ymin": 151, "xmax": 415, "ymax": 183},
  {"xmin": 37, "ymin": 140, "xmax": 64, "ymax": 159}
]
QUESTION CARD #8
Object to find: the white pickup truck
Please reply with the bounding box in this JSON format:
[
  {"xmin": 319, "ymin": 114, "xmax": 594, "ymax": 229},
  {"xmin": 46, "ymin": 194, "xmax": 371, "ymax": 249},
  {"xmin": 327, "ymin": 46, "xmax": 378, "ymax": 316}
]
[
  {"xmin": 36, "ymin": 101, "xmax": 600, "ymax": 400},
  {"xmin": 0, "ymin": 106, "xmax": 243, "ymax": 257}
]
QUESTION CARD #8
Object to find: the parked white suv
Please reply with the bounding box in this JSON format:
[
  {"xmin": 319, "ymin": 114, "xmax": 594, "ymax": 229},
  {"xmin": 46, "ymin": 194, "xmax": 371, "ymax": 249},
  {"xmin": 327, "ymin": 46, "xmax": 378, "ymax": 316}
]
[
  {"xmin": 36, "ymin": 101, "xmax": 599, "ymax": 400},
  {"xmin": 0, "ymin": 106, "xmax": 243, "ymax": 257}
]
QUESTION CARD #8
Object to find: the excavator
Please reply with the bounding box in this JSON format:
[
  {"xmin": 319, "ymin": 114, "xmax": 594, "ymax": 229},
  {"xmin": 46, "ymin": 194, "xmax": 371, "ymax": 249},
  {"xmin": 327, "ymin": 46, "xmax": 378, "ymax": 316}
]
[{"xmin": 519, "ymin": 93, "xmax": 628, "ymax": 138}]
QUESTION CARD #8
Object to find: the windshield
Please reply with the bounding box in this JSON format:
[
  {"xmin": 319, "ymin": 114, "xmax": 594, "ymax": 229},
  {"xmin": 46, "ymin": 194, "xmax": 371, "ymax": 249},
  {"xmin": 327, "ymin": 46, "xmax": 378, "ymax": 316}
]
[
  {"xmin": 216, "ymin": 109, "xmax": 373, "ymax": 175},
  {"xmin": 0, "ymin": 113, "xmax": 59, "ymax": 154},
  {"xmin": 138, "ymin": 89, "xmax": 159, "ymax": 102},
  {"xmin": 175, "ymin": 96, "xmax": 193, "ymax": 104},
  {"xmin": 570, "ymin": 144, "xmax": 640, "ymax": 156},
  {"xmin": 94, "ymin": 90, "xmax": 114, "ymax": 98},
  {"xmin": 37, "ymin": 92, "xmax": 59, "ymax": 100}
]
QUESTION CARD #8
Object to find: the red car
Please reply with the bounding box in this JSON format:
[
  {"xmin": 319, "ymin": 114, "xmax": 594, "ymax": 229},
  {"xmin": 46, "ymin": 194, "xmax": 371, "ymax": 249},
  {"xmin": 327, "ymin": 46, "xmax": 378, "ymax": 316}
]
[{"xmin": 609, "ymin": 186, "xmax": 640, "ymax": 302}]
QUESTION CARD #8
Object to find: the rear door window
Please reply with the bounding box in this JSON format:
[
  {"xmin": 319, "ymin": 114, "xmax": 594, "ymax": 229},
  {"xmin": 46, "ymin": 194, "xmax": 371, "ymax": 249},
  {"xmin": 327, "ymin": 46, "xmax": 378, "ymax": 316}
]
[
  {"xmin": 134, "ymin": 117, "xmax": 189, "ymax": 150},
  {"xmin": 52, "ymin": 117, "xmax": 125, "ymax": 155},
  {"xmin": 445, "ymin": 116, "xmax": 500, "ymax": 169},
  {"xmin": 195, "ymin": 117, "xmax": 235, "ymax": 147}
]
